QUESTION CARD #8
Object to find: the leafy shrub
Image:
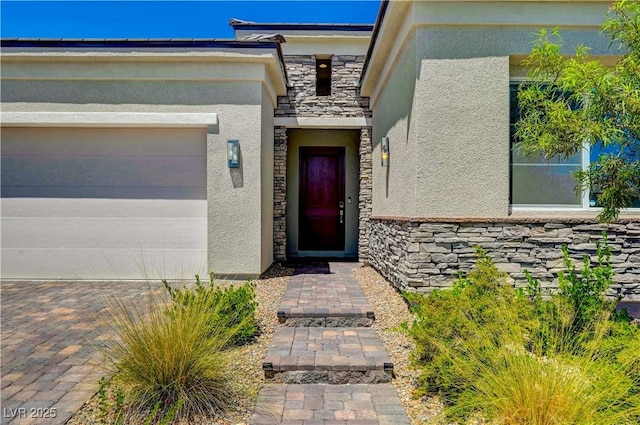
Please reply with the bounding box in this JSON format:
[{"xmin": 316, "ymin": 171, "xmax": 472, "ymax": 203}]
[
  {"xmin": 557, "ymin": 233, "xmax": 616, "ymax": 332},
  {"xmin": 163, "ymin": 273, "xmax": 258, "ymax": 346},
  {"xmin": 403, "ymin": 242, "xmax": 640, "ymax": 424},
  {"xmin": 402, "ymin": 248, "xmax": 535, "ymax": 411},
  {"xmin": 104, "ymin": 280, "xmax": 253, "ymax": 421}
]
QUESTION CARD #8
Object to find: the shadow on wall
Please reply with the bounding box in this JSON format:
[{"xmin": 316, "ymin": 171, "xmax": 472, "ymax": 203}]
[{"xmin": 373, "ymin": 40, "xmax": 419, "ymax": 199}]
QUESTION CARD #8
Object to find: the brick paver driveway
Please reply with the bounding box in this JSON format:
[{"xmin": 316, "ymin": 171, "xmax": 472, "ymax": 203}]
[{"xmin": 1, "ymin": 281, "xmax": 162, "ymax": 425}]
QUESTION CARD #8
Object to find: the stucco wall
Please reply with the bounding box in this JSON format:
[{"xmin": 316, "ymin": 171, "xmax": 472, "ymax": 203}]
[
  {"xmin": 285, "ymin": 129, "xmax": 361, "ymax": 257},
  {"xmin": 414, "ymin": 27, "xmax": 614, "ymax": 60},
  {"xmin": 2, "ymin": 77, "xmax": 273, "ymax": 277},
  {"xmin": 371, "ymin": 38, "xmax": 419, "ymax": 217},
  {"xmin": 366, "ymin": 0, "xmax": 616, "ymax": 220},
  {"xmin": 413, "ymin": 55, "xmax": 510, "ymax": 217},
  {"xmin": 260, "ymin": 87, "xmax": 275, "ymax": 272}
]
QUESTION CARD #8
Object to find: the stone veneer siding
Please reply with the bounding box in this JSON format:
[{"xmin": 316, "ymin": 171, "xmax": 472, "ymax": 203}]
[
  {"xmin": 275, "ymin": 55, "xmax": 371, "ymax": 118},
  {"xmin": 273, "ymin": 55, "xmax": 372, "ymax": 262},
  {"xmin": 273, "ymin": 126, "xmax": 288, "ymax": 261},
  {"xmin": 358, "ymin": 127, "xmax": 373, "ymax": 261},
  {"xmin": 369, "ymin": 217, "xmax": 640, "ymax": 300}
]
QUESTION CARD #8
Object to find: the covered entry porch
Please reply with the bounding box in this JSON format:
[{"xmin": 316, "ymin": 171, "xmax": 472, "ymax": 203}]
[{"xmin": 273, "ymin": 125, "xmax": 372, "ymax": 262}]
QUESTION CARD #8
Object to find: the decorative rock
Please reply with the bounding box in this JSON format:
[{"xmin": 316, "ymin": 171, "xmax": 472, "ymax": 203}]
[
  {"xmin": 531, "ymin": 228, "xmax": 558, "ymax": 238},
  {"xmin": 504, "ymin": 226, "xmax": 531, "ymax": 238},
  {"xmin": 495, "ymin": 262, "xmax": 522, "ymax": 273},
  {"xmin": 528, "ymin": 237, "xmax": 573, "ymax": 244},
  {"xmin": 420, "ymin": 243, "xmax": 450, "ymax": 253}
]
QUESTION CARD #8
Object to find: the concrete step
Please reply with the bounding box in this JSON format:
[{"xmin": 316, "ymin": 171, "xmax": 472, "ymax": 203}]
[{"xmin": 263, "ymin": 327, "xmax": 394, "ymax": 384}]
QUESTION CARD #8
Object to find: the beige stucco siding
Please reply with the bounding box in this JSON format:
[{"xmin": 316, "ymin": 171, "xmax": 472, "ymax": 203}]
[
  {"xmin": 414, "ymin": 56, "xmax": 510, "ymax": 217},
  {"xmin": 371, "ymin": 45, "xmax": 510, "ymax": 217},
  {"xmin": 286, "ymin": 129, "xmax": 360, "ymax": 257},
  {"xmin": 366, "ymin": 1, "xmax": 614, "ymax": 219},
  {"xmin": 414, "ymin": 27, "xmax": 614, "ymax": 60},
  {"xmin": 410, "ymin": 1, "xmax": 612, "ymax": 29},
  {"xmin": 260, "ymin": 86, "xmax": 275, "ymax": 272},
  {"xmin": 1, "ymin": 80, "xmax": 263, "ymax": 109},
  {"xmin": 371, "ymin": 37, "xmax": 419, "ymax": 217},
  {"xmin": 196, "ymin": 82, "xmax": 271, "ymax": 276}
]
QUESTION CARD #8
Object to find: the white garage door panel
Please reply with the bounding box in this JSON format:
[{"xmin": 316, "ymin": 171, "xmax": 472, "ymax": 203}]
[
  {"xmin": 3, "ymin": 248, "xmax": 207, "ymax": 281},
  {"xmin": 2, "ymin": 216, "xmax": 207, "ymax": 249},
  {"xmin": 0, "ymin": 127, "xmax": 208, "ymax": 280},
  {"xmin": 1, "ymin": 198, "xmax": 206, "ymax": 218},
  {"xmin": 2, "ymin": 155, "xmax": 206, "ymax": 192}
]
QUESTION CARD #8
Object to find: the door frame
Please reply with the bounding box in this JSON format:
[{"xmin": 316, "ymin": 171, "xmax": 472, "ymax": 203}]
[{"xmin": 282, "ymin": 128, "xmax": 361, "ymax": 259}]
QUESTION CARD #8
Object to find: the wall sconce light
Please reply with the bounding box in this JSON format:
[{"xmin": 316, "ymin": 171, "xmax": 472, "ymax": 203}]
[
  {"xmin": 381, "ymin": 136, "xmax": 389, "ymax": 167},
  {"xmin": 227, "ymin": 139, "xmax": 240, "ymax": 168}
]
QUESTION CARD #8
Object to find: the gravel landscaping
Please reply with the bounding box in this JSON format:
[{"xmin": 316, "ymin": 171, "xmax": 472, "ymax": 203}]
[
  {"xmin": 353, "ymin": 265, "xmax": 445, "ymax": 425},
  {"xmin": 67, "ymin": 262, "xmax": 442, "ymax": 424}
]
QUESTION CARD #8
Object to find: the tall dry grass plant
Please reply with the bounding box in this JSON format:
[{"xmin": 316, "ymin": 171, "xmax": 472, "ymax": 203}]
[
  {"xmin": 446, "ymin": 305, "xmax": 640, "ymax": 425},
  {"xmin": 103, "ymin": 284, "xmax": 251, "ymax": 421}
]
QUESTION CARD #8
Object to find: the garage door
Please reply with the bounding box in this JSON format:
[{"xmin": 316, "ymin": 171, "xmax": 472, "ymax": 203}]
[{"xmin": 1, "ymin": 127, "xmax": 208, "ymax": 280}]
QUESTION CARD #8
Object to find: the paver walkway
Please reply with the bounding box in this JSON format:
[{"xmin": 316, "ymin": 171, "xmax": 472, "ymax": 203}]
[
  {"xmin": 278, "ymin": 262, "xmax": 374, "ymax": 327},
  {"xmin": 0, "ymin": 281, "xmax": 163, "ymax": 425},
  {"xmin": 251, "ymin": 262, "xmax": 411, "ymax": 424}
]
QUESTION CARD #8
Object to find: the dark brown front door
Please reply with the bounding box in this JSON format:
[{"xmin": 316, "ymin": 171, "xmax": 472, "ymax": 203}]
[{"xmin": 299, "ymin": 147, "xmax": 345, "ymax": 251}]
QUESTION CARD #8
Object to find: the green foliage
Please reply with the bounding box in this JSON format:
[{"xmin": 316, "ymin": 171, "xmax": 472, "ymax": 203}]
[
  {"xmin": 96, "ymin": 377, "xmax": 125, "ymax": 425},
  {"xmin": 163, "ymin": 272, "xmax": 258, "ymax": 346},
  {"xmin": 557, "ymin": 233, "xmax": 617, "ymax": 332},
  {"xmin": 143, "ymin": 398, "xmax": 183, "ymax": 425},
  {"xmin": 402, "ymin": 248, "xmax": 534, "ymax": 412},
  {"xmin": 515, "ymin": 1, "xmax": 640, "ymax": 222},
  {"xmin": 104, "ymin": 279, "xmax": 253, "ymax": 422},
  {"xmin": 403, "ymin": 241, "xmax": 640, "ymax": 424}
]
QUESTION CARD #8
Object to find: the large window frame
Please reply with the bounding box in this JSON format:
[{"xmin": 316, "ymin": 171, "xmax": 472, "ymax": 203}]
[{"xmin": 509, "ymin": 79, "xmax": 639, "ymax": 213}]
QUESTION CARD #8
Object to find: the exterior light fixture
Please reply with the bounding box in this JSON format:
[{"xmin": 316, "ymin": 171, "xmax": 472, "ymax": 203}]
[
  {"xmin": 319, "ymin": 63, "xmax": 328, "ymax": 68},
  {"xmin": 381, "ymin": 136, "xmax": 389, "ymax": 167},
  {"xmin": 227, "ymin": 139, "xmax": 239, "ymax": 168}
]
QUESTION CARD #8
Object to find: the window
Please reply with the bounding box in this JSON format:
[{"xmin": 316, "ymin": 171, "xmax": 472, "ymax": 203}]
[
  {"xmin": 316, "ymin": 58, "xmax": 331, "ymax": 96},
  {"xmin": 509, "ymin": 83, "xmax": 581, "ymax": 206},
  {"xmin": 509, "ymin": 82, "xmax": 639, "ymax": 210}
]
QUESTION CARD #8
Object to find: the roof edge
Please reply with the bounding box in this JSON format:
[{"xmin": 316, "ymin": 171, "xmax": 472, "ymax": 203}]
[
  {"xmin": 359, "ymin": 0, "xmax": 389, "ymax": 88},
  {"xmin": 0, "ymin": 38, "xmax": 282, "ymax": 49},
  {"xmin": 1, "ymin": 37, "xmax": 291, "ymax": 89},
  {"xmin": 229, "ymin": 18, "xmax": 373, "ymax": 32}
]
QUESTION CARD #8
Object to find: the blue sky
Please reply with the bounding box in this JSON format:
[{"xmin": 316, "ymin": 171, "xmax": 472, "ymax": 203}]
[{"xmin": 1, "ymin": 1, "xmax": 381, "ymax": 39}]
